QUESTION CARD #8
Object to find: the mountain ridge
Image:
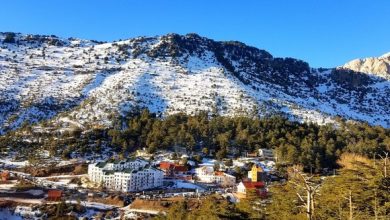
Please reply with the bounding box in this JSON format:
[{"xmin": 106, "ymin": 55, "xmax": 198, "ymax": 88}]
[
  {"xmin": 0, "ymin": 31, "xmax": 389, "ymax": 133},
  {"xmin": 341, "ymin": 52, "xmax": 390, "ymax": 80}
]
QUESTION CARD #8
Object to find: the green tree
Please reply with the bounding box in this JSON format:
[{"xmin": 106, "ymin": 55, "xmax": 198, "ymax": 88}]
[{"xmin": 3, "ymin": 33, "xmax": 15, "ymax": 43}]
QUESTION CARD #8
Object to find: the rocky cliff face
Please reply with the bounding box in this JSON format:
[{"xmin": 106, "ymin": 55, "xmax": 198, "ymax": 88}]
[{"xmin": 342, "ymin": 52, "xmax": 390, "ymax": 79}]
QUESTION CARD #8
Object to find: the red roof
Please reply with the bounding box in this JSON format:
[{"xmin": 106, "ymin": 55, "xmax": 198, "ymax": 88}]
[
  {"xmin": 159, "ymin": 162, "xmax": 174, "ymax": 170},
  {"xmin": 173, "ymin": 165, "xmax": 188, "ymax": 172},
  {"xmin": 160, "ymin": 162, "xmax": 187, "ymax": 172},
  {"xmin": 242, "ymin": 181, "xmax": 265, "ymax": 189},
  {"xmin": 48, "ymin": 189, "xmax": 62, "ymax": 198}
]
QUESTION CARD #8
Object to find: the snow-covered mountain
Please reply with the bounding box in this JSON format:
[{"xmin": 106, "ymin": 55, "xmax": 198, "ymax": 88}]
[
  {"xmin": 342, "ymin": 52, "xmax": 390, "ymax": 79},
  {"xmin": 0, "ymin": 32, "xmax": 389, "ymax": 133}
]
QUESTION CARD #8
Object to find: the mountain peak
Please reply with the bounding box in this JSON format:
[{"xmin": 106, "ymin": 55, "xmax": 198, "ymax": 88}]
[
  {"xmin": 341, "ymin": 53, "xmax": 390, "ymax": 79},
  {"xmin": 380, "ymin": 52, "xmax": 390, "ymax": 58}
]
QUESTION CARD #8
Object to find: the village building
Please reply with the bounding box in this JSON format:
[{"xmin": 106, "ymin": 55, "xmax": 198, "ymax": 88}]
[
  {"xmin": 159, "ymin": 161, "xmax": 188, "ymax": 177},
  {"xmin": 248, "ymin": 164, "xmax": 267, "ymax": 182},
  {"xmin": 88, "ymin": 158, "xmax": 163, "ymax": 192},
  {"xmin": 258, "ymin": 148, "xmax": 274, "ymax": 160},
  {"xmin": 135, "ymin": 148, "xmax": 153, "ymax": 159},
  {"xmin": 47, "ymin": 189, "xmax": 63, "ymax": 201},
  {"xmin": 195, "ymin": 166, "xmax": 236, "ymax": 187},
  {"xmin": 236, "ymin": 181, "xmax": 267, "ymax": 198}
]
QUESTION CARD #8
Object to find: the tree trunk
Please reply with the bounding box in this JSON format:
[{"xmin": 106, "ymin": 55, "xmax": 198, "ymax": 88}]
[
  {"xmin": 374, "ymin": 189, "xmax": 378, "ymax": 220},
  {"xmin": 307, "ymin": 190, "xmax": 312, "ymax": 220},
  {"xmin": 311, "ymin": 192, "xmax": 315, "ymax": 218},
  {"xmin": 384, "ymin": 154, "xmax": 387, "ymax": 178},
  {"xmin": 348, "ymin": 190, "xmax": 353, "ymax": 220}
]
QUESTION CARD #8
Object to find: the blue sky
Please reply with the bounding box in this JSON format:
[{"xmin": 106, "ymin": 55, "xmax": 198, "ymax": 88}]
[{"xmin": 0, "ymin": 1, "xmax": 389, "ymax": 67}]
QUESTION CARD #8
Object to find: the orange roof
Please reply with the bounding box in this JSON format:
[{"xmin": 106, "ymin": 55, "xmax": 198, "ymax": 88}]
[
  {"xmin": 160, "ymin": 162, "xmax": 187, "ymax": 172},
  {"xmin": 215, "ymin": 171, "xmax": 225, "ymax": 176},
  {"xmin": 159, "ymin": 162, "xmax": 174, "ymax": 170},
  {"xmin": 242, "ymin": 181, "xmax": 265, "ymax": 189},
  {"xmin": 1, "ymin": 171, "xmax": 9, "ymax": 177}
]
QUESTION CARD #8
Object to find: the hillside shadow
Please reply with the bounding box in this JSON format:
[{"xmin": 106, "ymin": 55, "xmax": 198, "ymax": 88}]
[
  {"xmin": 81, "ymin": 68, "xmax": 120, "ymax": 97},
  {"xmin": 0, "ymin": 95, "xmax": 77, "ymax": 134},
  {"xmin": 81, "ymin": 72, "xmax": 108, "ymax": 96}
]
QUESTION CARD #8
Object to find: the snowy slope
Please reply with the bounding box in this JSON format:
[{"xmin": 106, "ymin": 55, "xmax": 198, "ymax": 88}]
[{"xmin": 0, "ymin": 32, "xmax": 389, "ymax": 133}]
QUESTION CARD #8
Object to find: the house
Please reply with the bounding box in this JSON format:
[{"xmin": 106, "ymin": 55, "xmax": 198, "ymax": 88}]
[
  {"xmin": 195, "ymin": 166, "xmax": 236, "ymax": 187},
  {"xmin": 135, "ymin": 148, "xmax": 153, "ymax": 158},
  {"xmin": 248, "ymin": 164, "xmax": 267, "ymax": 182},
  {"xmin": 47, "ymin": 189, "xmax": 62, "ymax": 201},
  {"xmin": 237, "ymin": 181, "xmax": 267, "ymax": 198},
  {"xmin": 88, "ymin": 158, "xmax": 163, "ymax": 192},
  {"xmin": 159, "ymin": 162, "xmax": 188, "ymax": 176},
  {"xmin": 258, "ymin": 149, "xmax": 274, "ymax": 160}
]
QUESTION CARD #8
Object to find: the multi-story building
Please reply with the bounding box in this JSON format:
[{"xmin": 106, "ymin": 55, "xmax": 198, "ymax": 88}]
[
  {"xmin": 195, "ymin": 166, "xmax": 236, "ymax": 187},
  {"xmin": 88, "ymin": 158, "xmax": 163, "ymax": 192}
]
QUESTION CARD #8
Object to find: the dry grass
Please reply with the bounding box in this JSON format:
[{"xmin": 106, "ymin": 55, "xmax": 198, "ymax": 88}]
[
  {"xmin": 128, "ymin": 197, "xmax": 202, "ymax": 212},
  {"xmin": 90, "ymin": 195, "xmax": 125, "ymax": 207},
  {"xmin": 337, "ymin": 153, "xmax": 373, "ymax": 170},
  {"xmin": 73, "ymin": 164, "xmax": 87, "ymax": 175}
]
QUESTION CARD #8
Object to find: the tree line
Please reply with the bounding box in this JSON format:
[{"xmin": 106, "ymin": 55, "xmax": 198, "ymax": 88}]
[{"xmin": 0, "ymin": 109, "xmax": 389, "ymax": 173}]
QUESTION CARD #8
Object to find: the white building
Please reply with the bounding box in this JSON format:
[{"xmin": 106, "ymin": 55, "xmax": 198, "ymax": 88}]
[
  {"xmin": 237, "ymin": 181, "xmax": 247, "ymax": 194},
  {"xmin": 88, "ymin": 158, "xmax": 163, "ymax": 192},
  {"xmin": 135, "ymin": 148, "xmax": 153, "ymax": 159},
  {"xmin": 236, "ymin": 181, "xmax": 266, "ymax": 196},
  {"xmin": 195, "ymin": 166, "xmax": 236, "ymax": 187},
  {"xmin": 258, "ymin": 149, "xmax": 274, "ymax": 160}
]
